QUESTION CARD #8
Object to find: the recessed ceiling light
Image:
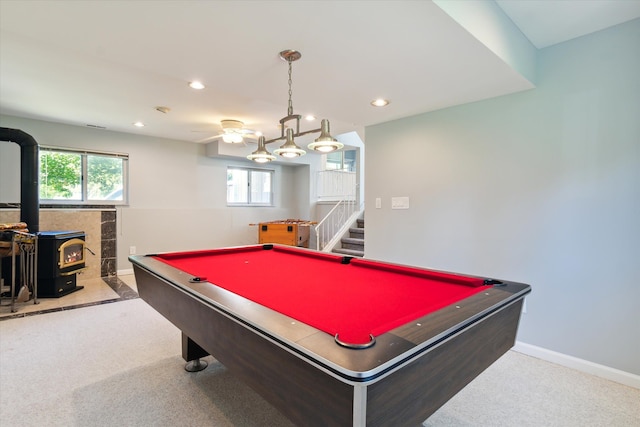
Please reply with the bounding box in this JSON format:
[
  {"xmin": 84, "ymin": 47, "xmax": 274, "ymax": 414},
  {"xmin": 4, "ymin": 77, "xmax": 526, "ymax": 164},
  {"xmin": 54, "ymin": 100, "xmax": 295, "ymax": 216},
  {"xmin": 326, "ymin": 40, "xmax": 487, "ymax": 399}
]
[
  {"xmin": 370, "ymin": 98, "xmax": 390, "ymax": 107},
  {"xmin": 133, "ymin": 122, "xmax": 145, "ymax": 127},
  {"xmin": 305, "ymin": 115, "xmax": 316, "ymax": 121},
  {"xmin": 189, "ymin": 81, "xmax": 205, "ymax": 90}
]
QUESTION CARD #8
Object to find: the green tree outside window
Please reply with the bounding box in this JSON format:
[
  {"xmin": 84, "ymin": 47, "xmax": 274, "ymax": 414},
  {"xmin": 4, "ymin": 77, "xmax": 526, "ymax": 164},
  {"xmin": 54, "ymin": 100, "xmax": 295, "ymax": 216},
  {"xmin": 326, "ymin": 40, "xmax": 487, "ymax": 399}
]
[{"xmin": 39, "ymin": 148, "xmax": 127, "ymax": 203}]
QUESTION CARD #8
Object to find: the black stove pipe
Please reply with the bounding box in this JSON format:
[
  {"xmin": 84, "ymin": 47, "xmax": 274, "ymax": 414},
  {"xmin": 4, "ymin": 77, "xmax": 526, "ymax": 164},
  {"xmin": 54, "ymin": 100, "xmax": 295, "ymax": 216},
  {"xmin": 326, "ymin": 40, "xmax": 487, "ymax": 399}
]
[{"xmin": 0, "ymin": 127, "xmax": 40, "ymax": 233}]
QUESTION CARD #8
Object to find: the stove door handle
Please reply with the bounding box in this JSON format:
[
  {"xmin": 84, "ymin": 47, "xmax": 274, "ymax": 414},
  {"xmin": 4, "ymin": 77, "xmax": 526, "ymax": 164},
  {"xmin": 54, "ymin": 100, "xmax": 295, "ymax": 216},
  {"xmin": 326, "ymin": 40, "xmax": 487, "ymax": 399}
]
[{"xmin": 59, "ymin": 267, "xmax": 86, "ymax": 276}]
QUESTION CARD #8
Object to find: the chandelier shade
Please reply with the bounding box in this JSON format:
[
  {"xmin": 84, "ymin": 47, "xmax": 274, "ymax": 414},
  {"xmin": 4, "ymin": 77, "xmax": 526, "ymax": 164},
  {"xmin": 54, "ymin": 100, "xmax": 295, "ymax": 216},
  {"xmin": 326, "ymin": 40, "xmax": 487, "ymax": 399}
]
[
  {"xmin": 307, "ymin": 119, "xmax": 344, "ymax": 153},
  {"xmin": 274, "ymin": 128, "xmax": 306, "ymax": 158},
  {"xmin": 246, "ymin": 136, "xmax": 276, "ymax": 163}
]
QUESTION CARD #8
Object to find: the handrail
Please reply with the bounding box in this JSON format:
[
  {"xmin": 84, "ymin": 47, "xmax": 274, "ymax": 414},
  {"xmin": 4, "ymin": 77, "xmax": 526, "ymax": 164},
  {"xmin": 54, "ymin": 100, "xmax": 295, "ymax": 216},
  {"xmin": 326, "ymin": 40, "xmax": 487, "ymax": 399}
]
[
  {"xmin": 315, "ymin": 199, "xmax": 346, "ymax": 230},
  {"xmin": 314, "ymin": 199, "xmax": 363, "ymax": 252},
  {"xmin": 314, "ymin": 168, "xmax": 360, "ymax": 251}
]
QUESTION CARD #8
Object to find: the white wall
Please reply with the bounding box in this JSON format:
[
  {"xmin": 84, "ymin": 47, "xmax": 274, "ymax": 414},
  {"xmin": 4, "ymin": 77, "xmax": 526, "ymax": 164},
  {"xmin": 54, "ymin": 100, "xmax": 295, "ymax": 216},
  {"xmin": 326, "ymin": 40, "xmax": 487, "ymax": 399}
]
[
  {"xmin": 0, "ymin": 115, "xmax": 310, "ymax": 269},
  {"xmin": 365, "ymin": 20, "xmax": 640, "ymax": 375}
]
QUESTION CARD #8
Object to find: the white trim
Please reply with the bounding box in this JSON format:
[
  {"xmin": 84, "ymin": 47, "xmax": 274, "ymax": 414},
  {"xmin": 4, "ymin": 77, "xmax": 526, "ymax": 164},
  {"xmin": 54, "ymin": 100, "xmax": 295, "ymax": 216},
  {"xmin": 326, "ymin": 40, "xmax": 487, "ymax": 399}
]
[
  {"xmin": 513, "ymin": 341, "xmax": 640, "ymax": 389},
  {"xmin": 117, "ymin": 268, "xmax": 134, "ymax": 276},
  {"xmin": 41, "ymin": 144, "xmax": 129, "ymax": 158}
]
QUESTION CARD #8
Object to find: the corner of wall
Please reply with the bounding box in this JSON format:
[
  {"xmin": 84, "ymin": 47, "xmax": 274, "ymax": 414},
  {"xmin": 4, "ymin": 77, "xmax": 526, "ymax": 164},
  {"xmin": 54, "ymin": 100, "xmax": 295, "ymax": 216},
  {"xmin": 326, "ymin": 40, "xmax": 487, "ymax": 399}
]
[{"xmin": 433, "ymin": 0, "xmax": 537, "ymax": 85}]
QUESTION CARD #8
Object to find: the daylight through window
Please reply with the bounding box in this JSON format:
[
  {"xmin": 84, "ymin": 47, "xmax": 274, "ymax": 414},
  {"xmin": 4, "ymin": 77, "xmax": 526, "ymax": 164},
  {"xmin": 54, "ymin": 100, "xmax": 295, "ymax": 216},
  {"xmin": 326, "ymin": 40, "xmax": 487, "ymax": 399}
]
[
  {"xmin": 227, "ymin": 167, "xmax": 273, "ymax": 206},
  {"xmin": 39, "ymin": 147, "xmax": 128, "ymax": 204}
]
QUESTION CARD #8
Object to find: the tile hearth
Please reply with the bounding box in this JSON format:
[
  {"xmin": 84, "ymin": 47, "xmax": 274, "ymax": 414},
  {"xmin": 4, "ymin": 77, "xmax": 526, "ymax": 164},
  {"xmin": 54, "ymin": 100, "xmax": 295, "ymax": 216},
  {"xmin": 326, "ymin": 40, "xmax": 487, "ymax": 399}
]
[{"xmin": 0, "ymin": 274, "xmax": 138, "ymax": 320}]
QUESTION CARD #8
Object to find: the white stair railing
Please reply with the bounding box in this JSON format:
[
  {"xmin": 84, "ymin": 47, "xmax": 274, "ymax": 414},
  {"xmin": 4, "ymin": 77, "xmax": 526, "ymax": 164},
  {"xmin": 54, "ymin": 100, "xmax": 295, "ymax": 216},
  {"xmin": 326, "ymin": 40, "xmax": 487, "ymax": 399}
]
[
  {"xmin": 314, "ymin": 168, "xmax": 361, "ymax": 252},
  {"xmin": 315, "ymin": 200, "xmax": 363, "ymax": 252}
]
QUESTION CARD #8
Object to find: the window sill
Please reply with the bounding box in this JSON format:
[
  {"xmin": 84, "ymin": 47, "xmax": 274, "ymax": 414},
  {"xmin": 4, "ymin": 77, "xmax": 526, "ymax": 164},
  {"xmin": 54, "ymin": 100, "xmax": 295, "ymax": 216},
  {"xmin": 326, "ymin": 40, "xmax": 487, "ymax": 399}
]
[{"xmin": 1, "ymin": 203, "xmax": 122, "ymax": 210}]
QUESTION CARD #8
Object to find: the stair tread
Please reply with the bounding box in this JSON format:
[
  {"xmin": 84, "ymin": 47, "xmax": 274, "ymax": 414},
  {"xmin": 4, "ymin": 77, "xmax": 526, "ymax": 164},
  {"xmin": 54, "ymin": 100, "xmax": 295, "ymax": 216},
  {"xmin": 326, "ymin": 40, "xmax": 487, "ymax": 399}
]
[
  {"xmin": 342, "ymin": 236, "xmax": 364, "ymax": 242},
  {"xmin": 333, "ymin": 248, "xmax": 364, "ymax": 257}
]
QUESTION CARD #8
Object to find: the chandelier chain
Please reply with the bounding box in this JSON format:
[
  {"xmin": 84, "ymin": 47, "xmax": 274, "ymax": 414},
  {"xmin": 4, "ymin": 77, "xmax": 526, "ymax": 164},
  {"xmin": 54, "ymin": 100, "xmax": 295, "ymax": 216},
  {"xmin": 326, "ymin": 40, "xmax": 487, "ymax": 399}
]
[{"xmin": 287, "ymin": 59, "xmax": 293, "ymax": 116}]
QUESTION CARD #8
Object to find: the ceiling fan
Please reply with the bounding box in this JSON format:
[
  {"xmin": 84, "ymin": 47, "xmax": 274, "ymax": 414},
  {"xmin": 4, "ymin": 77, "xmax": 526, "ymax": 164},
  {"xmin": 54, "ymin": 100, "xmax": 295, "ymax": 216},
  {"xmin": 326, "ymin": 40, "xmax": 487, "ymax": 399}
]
[{"xmin": 196, "ymin": 120, "xmax": 259, "ymax": 144}]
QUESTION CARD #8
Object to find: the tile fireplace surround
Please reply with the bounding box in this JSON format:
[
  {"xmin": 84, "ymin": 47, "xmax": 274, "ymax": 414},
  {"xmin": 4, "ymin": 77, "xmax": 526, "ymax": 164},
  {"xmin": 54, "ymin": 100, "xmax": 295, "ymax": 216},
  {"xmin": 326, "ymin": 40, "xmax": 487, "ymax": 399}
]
[{"xmin": 0, "ymin": 208, "xmax": 116, "ymax": 280}]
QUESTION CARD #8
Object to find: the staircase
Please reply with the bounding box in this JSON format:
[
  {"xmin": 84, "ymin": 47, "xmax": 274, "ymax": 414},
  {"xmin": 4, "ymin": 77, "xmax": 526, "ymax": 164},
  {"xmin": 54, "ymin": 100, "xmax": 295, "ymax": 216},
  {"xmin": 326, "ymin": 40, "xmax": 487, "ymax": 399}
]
[{"xmin": 333, "ymin": 218, "xmax": 364, "ymax": 257}]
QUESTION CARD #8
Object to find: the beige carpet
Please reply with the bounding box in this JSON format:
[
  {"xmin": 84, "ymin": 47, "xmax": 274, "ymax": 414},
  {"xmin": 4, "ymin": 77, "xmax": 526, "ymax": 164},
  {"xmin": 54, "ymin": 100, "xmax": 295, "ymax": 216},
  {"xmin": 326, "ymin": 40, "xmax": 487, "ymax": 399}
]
[{"xmin": 1, "ymin": 298, "xmax": 638, "ymax": 426}]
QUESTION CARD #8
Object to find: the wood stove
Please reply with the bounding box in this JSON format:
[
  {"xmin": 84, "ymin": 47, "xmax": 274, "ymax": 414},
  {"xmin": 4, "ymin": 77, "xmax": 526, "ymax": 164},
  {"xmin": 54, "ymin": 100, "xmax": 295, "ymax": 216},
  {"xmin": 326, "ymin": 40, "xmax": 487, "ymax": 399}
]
[{"xmin": 38, "ymin": 231, "xmax": 85, "ymax": 297}]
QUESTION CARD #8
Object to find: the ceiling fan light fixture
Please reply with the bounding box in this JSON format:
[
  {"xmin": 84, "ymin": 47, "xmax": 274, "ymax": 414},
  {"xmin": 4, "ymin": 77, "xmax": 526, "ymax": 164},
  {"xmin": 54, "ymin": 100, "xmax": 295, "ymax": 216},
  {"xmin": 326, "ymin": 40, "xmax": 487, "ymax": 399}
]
[
  {"xmin": 220, "ymin": 119, "xmax": 246, "ymax": 143},
  {"xmin": 307, "ymin": 119, "xmax": 343, "ymax": 153},
  {"xmin": 222, "ymin": 133, "xmax": 244, "ymax": 143},
  {"xmin": 247, "ymin": 136, "xmax": 276, "ymax": 163},
  {"xmin": 220, "ymin": 119, "xmax": 244, "ymax": 131}
]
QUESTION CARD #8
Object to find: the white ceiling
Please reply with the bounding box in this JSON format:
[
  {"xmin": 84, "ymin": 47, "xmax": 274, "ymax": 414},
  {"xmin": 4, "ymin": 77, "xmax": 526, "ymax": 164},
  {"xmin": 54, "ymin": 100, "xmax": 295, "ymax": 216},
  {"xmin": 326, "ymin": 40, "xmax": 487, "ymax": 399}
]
[{"xmin": 1, "ymin": 0, "xmax": 639, "ymax": 145}]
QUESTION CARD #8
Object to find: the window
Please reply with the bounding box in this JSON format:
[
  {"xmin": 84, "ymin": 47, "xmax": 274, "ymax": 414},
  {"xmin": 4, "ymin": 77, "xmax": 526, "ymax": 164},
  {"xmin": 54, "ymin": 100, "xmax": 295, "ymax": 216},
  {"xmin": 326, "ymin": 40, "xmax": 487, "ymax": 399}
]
[
  {"xmin": 39, "ymin": 147, "xmax": 128, "ymax": 204},
  {"xmin": 318, "ymin": 150, "xmax": 357, "ymax": 201},
  {"xmin": 227, "ymin": 167, "xmax": 273, "ymax": 206},
  {"xmin": 325, "ymin": 150, "xmax": 356, "ymax": 172}
]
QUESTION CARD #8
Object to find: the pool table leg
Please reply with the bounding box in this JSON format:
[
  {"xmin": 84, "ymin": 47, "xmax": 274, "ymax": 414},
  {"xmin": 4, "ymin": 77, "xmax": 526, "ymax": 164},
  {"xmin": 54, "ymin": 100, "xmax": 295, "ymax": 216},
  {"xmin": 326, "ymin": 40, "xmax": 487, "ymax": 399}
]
[{"xmin": 182, "ymin": 332, "xmax": 209, "ymax": 372}]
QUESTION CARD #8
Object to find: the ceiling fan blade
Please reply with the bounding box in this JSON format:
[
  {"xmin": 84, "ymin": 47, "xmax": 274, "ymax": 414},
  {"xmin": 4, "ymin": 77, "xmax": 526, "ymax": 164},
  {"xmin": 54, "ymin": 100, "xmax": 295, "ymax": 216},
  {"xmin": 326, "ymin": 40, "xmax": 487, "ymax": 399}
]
[{"xmin": 192, "ymin": 120, "xmax": 259, "ymax": 144}]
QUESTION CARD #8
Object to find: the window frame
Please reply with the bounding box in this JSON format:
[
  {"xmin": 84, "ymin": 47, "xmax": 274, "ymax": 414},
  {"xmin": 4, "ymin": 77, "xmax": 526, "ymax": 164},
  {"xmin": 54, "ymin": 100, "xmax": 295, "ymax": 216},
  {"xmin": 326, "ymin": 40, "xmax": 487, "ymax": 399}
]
[
  {"xmin": 226, "ymin": 166, "xmax": 274, "ymax": 207},
  {"xmin": 39, "ymin": 145, "xmax": 129, "ymax": 206},
  {"xmin": 325, "ymin": 149, "xmax": 356, "ymax": 172}
]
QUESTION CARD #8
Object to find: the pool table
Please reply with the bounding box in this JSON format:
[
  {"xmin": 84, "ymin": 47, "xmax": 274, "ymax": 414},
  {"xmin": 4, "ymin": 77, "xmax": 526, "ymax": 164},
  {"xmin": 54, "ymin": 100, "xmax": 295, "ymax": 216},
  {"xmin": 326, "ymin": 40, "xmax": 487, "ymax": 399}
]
[{"xmin": 129, "ymin": 244, "xmax": 530, "ymax": 426}]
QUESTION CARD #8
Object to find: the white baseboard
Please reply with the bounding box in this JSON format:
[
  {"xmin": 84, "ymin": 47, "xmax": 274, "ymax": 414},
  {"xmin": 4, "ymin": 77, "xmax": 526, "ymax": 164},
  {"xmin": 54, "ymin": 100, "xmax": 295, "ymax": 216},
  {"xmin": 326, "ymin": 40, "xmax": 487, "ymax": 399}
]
[
  {"xmin": 117, "ymin": 268, "xmax": 134, "ymax": 276},
  {"xmin": 513, "ymin": 341, "xmax": 640, "ymax": 389}
]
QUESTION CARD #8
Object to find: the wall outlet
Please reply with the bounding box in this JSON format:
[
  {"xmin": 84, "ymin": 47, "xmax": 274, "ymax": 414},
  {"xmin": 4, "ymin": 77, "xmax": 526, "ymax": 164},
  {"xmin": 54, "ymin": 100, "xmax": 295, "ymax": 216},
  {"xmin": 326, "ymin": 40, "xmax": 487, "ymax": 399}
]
[
  {"xmin": 129, "ymin": 246, "xmax": 136, "ymax": 255},
  {"xmin": 375, "ymin": 198, "xmax": 381, "ymax": 209}
]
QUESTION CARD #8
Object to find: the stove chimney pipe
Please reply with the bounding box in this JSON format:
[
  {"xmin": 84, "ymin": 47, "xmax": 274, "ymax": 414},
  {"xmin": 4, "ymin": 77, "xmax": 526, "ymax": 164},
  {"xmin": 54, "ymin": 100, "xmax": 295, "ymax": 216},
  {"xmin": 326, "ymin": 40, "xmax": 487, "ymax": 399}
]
[{"xmin": 0, "ymin": 127, "xmax": 40, "ymax": 233}]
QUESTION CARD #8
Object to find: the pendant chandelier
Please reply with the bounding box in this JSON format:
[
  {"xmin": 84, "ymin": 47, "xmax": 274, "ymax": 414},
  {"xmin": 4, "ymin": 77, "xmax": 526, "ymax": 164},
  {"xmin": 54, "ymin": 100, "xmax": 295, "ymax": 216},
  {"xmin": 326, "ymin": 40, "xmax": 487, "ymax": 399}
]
[{"xmin": 247, "ymin": 50, "xmax": 343, "ymax": 163}]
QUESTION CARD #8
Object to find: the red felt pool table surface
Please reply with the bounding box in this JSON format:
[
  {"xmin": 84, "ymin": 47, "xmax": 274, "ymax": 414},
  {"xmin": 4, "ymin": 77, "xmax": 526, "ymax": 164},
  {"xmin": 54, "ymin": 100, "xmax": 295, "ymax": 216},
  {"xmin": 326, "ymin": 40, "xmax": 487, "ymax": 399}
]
[{"xmin": 154, "ymin": 245, "xmax": 489, "ymax": 345}]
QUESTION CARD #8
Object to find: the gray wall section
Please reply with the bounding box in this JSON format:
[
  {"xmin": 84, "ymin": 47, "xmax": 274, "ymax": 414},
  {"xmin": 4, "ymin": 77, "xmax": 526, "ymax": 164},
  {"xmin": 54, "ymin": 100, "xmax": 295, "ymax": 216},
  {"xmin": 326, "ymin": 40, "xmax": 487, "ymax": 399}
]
[
  {"xmin": 364, "ymin": 20, "xmax": 640, "ymax": 375},
  {"xmin": 0, "ymin": 114, "xmax": 309, "ymax": 269},
  {"xmin": 0, "ymin": 136, "xmax": 21, "ymax": 201}
]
